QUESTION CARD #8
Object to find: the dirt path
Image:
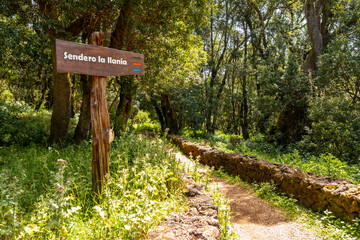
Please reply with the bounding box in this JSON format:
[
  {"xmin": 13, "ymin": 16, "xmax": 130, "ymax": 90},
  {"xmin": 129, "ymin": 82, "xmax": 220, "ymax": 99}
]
[{"xmin": 174, "ymin": 151, "xmax": 322, "ymax": 240}]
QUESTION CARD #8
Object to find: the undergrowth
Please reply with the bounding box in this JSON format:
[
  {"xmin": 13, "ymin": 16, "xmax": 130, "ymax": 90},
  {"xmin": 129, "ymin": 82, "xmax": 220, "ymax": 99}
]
[
  {"xmin": 0, "ymin": 134, "xmax": 186, "ymax": 239},
  {"xmin": 0, "ymin": 101, "xmax": 50, "ymax": 146}
]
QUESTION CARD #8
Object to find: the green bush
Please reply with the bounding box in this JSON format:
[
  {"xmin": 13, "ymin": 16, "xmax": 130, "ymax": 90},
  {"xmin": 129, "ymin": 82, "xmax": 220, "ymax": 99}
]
[
  {"xmin": 301, "ymin": 98, "xmax": 360, "ymax": 164},
  {"xmin": 0, "ymin": 101, "xmax": 50, "ymax": 146}
]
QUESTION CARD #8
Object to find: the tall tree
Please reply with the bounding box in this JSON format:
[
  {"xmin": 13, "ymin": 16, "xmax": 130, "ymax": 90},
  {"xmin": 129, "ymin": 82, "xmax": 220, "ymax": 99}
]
[
  {"xmin": 32, "ymin": 0, "xmax": 107, "ymax": 145},
  {"xmin": 303, "ymin": 0, "xmax": 331, "ymax": 76},
  {"xmin": 109, "ymin": 0, "xmax": 209, "ymax": 135}
]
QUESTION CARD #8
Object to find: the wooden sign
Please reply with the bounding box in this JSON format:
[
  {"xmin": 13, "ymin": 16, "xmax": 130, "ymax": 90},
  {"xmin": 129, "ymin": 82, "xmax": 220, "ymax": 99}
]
[
  {"xmin": 55, "ymin": 33, "xmax": 145, "ymax": 195},
  {"xmin": 56, "ymin": 39, "xmax": 144, "ymax": 76}
]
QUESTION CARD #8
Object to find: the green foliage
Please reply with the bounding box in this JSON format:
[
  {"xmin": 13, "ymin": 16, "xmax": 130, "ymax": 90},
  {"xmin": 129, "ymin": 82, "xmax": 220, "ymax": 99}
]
[
  {"xmin": 0, "ymin": 101, "xmax": 50, "ymax": 146},
  {"xmin": 131, "ymin": 110, "xmax": 161, "ymax": 132},
  {"xmin": 189, "ymin": 159, "xmax": 237, "ymax": 239},
  {"xmin": 0, "ymin": 15, "xmax": 52, "ymax": 107},
  {"xmin": 301, "ymin": 98, "xmax": 360, "ymax": 164},
  {"xmin": 320, "ymin": 210, "xmax": 360, "ymax": 240},
  {"xmin": 171, "ymin": 85, "xmax": 207, "ymax": 130},
  {"xmin": 211, "ymin": 187, "xmax": 238, "ymax": 240},
  {"xmin": 0, "ymin": 134, "xmax": 186, "ymax": 239}
]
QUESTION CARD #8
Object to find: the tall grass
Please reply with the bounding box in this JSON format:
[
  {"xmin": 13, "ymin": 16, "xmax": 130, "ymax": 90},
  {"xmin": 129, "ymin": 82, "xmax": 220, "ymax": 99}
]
[{"xmin": 0, "ymin": 134, "xmax": 186, "ymax": 239}]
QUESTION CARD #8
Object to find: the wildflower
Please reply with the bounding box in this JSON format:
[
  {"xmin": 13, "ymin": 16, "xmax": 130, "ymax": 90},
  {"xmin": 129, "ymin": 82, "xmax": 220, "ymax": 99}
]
[
  {"xmin": 67, "ymin": 180, "xmax": 70, "ymax": 184},
  {"xmin": 57, "ymin": 184, "xmax": 64, "ymax": 191},
  {"xmin": 57, "ymin": 159, "xmax": 67, "ymax": 164},
  {"xmin": 94, "ymin": 205, "xmax": 106, "ymax": 219}
]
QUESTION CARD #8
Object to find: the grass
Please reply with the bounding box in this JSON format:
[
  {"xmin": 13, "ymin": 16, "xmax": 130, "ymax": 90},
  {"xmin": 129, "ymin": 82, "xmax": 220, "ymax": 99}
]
[
  {"xmin": 0, "ymin": 101, "xmax": 236, "ymax": 239},
  {"xmin": 0, "ymin": 132, "xmax": 188, "ymax": 239},
  {"xmin": 186, "ymin": 154, "xmax": 238, "ymax": 240},
  {"xmin": 180, "ymin": 128, "xmax": 360, "ymax": 184}
]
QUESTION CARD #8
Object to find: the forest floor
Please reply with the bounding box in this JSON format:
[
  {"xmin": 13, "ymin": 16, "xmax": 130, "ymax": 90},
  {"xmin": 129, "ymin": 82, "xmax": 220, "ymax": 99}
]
[{"xmin": 174, "ymin": 151, "xmax": 322, "ymax": 240}]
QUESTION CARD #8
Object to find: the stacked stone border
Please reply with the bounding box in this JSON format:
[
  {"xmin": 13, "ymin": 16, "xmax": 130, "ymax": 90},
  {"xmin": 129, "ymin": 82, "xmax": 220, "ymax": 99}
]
[
  {"xmin": 168, "ymin": 135, "xmax": 360, "ymax": 220},
  {"xmin": 147, "ymin": 174, "xmax": 221, "ymax": 240}
]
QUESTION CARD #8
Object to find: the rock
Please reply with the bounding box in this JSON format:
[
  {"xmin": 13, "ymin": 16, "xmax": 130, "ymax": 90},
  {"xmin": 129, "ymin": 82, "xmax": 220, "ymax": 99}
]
[{"xmin": 147, "ymin": 174, "xmax": 221, "ymax": 240}]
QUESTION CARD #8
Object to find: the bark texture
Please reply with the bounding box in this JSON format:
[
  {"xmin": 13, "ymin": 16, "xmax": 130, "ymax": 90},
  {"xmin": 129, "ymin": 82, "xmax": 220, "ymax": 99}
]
[
  {"xmin": 161, "ymin": 93, "xmax": 179, "ymax": 134},
  {"xmin": 90, "ymin": 32, "xmax": 114, "ymax": 195},
  {"xmin": 113, "ymin": 77, "xmax": 134, "ymax": 135},
  {"xmin": 303, "ymin": 0, "xmax": 331, "ymax": 75},
  {"xmin": 48, "ymin": 43, "xmax": 71, "ymax": 145},
  {"xmin": 91, "ymin": 75, "xmax": 114, "ymax": 194},
  {"xmin": 73, "ymin": 75, "xmax": 92, "ymax": 144}
]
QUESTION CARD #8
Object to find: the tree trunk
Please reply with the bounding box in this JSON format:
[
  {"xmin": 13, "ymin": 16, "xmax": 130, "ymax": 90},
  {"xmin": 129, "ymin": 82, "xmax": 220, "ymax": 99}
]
[
  {"xmin": 151, "ymin": 96, "xmax": 165, "ymax": 130},
  {"xmin": 161, "ymin": 93, "xmax": 179, "ymax": 134},
  {"xmin": 70, "ymin": 75, "xmax": 78, "ymax": 118},
  {"xmin": 241, "ymin": 76, "xmax": 250, "ymax": 140},
  {"xmin": 35, "ymin": 73, "xmax": 48, "ymax": 111},
  {"xmin": 48, "ymin": 43, "xmax": 71, "ymax": 146},
  {"xmin": 241, "ymin": 22, "xmax": 250, "ymax": 140},
  {"xmin": 110, "ymin": 1, "xmax": 135, "ymax": 136},
  {"xmin": 303, "ymin": 0, "xmax": 330, "ymax": 75},
  {"xmin": 73, "ymin": 75, "xmax": 92, "ymax": 144},
  {"xmin": 114, "ymin": 77, "xmax": 134, "ymax": 135}
]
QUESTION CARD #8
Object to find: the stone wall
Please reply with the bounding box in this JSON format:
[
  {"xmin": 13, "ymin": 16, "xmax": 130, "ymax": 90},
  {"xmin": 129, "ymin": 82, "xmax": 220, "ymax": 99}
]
[
  {"xmin": 147, "ymin": 175, "xmax": 221, "ymax": 240},
  {"xmin": 168, "ymin": 135, "xmax": 360, "ymax": 220}
]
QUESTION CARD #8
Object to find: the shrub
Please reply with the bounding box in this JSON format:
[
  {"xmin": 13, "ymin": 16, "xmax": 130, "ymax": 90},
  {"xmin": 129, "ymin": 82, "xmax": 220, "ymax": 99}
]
[
  {"xmin": 301, "ymin": 98, "xmax": 360, "ymax": 164},
  {"xmin": 0, "ymin": 101, "xmax": 50, "ymax": 146}
]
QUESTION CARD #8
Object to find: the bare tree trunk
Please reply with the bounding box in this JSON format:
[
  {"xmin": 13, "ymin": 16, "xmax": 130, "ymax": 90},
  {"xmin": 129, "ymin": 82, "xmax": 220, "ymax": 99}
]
[
  {"xmin": 48, "ymin": 42, "xmax": 71, "ymax": 146},
  {"xmin": 241, "ymin": 22, "xmax": 250, "ymax": 140},
  {"xmin": 73, "ymin": 75, "xmax": 92, "ymax": 144},
  {"xmin": 150, "ymin": 95, "xmax": 165, "ymax": 130},
  {"xmin": 113, "ymin": 77, "xmax": 134, "ymax": 135},
  {"xmin": 161, "ymin": 93, "xmax": 179, "ymax": 134},
  {"xmin": 303, "ymin": 0, "xmax": 330, "ymax": 75}
]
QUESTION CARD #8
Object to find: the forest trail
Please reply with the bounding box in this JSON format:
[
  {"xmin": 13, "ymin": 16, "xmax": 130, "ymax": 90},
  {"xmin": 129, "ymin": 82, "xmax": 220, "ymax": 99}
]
[{"xmin": 174, "ymin": 151, "xmax": 321, "ymax": 240}]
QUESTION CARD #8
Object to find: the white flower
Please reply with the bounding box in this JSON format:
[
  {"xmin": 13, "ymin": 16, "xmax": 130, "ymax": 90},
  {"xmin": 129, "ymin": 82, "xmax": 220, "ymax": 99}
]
[{"xmin": 94, "ymin": 205, "xmax": 106, "ymax": 219}]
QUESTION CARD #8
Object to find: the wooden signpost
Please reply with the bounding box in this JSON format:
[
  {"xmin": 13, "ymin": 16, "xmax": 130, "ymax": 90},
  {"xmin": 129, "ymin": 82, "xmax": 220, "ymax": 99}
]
[{"xmin": 56, "ymin": 32, "xmax": 144, "ymax": 194}]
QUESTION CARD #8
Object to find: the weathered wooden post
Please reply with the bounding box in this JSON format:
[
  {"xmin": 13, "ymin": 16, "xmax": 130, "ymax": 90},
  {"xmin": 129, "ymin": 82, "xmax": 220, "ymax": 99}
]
[
  {"xmin": 90, "ymin": 32, "xmax": 113, "ymax": 194},
  {"xmin": 55, "ymin": 33, "xmax": 144, "ymax": 194}
]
